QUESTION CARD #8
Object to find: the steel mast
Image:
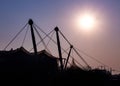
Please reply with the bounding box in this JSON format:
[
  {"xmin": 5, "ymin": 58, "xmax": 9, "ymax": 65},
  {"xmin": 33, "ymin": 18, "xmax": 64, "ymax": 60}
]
[
  {"xmin": 54, "ymin": 27, "xmax": 63, "ymax": 70},
  {"xmin": 28, "ymin": 19, "xmax": 37, "ymax": 55}
]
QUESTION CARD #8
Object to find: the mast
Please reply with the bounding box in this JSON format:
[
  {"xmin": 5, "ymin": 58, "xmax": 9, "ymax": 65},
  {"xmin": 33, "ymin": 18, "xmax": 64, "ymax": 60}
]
[
  {"xmin": 64, "ymin": 45, "xmax": 73, "ymax": 69},
  {"xmin": 28, "ymin": 19, "xmax": 37, "ymax": 55},
  {"xmin": 54, "ymin": 27, "xmax": 63, "ymax": 70}
]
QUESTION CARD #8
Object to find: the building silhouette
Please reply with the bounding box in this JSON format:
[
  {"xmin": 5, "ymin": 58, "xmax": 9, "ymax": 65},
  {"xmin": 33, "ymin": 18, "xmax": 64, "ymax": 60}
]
[{"xmin": 0, "ymin": 47, "xmax": 58, "ymax": 73}]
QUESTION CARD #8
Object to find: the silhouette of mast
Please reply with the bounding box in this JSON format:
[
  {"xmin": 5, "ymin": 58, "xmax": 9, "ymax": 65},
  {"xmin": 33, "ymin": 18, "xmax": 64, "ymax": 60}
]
[
  {"xmin": 64, "ymin": 45, "xmax": 73, "ymax": 69},
  {"xmin": 55, "ymin": 27, "xmax": 63, "ymax": 70},
  {"xmin": 28, "ymin": 19, "xmax": 37, "ymax": 55}
]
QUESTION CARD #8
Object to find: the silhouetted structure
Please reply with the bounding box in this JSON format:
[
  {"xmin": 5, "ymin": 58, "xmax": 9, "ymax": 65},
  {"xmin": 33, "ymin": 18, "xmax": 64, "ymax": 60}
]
[
  {"xmin": 0, "ymin": 19, "xmax": 120, "ymax": 86},
  {"xmin": 0, "ymin": 47, "xmax": 58, "ymax": 72}
]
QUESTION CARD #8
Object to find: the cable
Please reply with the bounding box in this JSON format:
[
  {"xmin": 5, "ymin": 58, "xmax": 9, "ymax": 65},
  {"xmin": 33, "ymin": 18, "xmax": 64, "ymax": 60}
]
[
  {"xmin": 4, "ymin": 23, "xmax": 28, "ymax": 50},
  {"xmin": 75, "ymin": 47, "xmax": 107, "ymax": 67},
  {"xmin": 30, "ymin": 24, "xmax": 85, "ymax": 69},
  {"xmin": 45, "ymin": 31, "xmax": 55, "ymax": 54},
  {"xmin": 33, "ymin": 25, "xmax": 51, "ymax": 53},
  {"xmin": 62, "ymin": 47, "xmax": 70, "ymax": 55},
  {"xmin": 34, "ymin": 23, "xmax": 49, "ymax": 36},
  {"xmin": 59, "ymin": 30, "xmax": 71, "ymax": 45},
  {"xmin": 73, "ymin": 47, "xmax": 91, "ymax": 68},
  {"xmin": 59, "ymin": 29, "xmax": 88, "ymax": 69},
  {"xmin": 73, "ymin": 58, "xmax": 85, "ymax": 69},
  {"xmin": 21, "ymin": 25, "xmax": 29, "ymax": 46},
  {"xmin": 75, "ymin": 47, "xmax": 120, "ymax": 73},
  {"xmin": 29, "ymin": 29, "xmax": 54, "ymax": 52},
  {"xmin": 60, "ymin": 47, "xmax": 85, "ymax": 69},
  {"xmin": 46, "ymin": 31, "xmax": 55, "ymax": 48},
  {"xmin": 64, "ymin": 46, "xmax": 73, "ymax": 69}
]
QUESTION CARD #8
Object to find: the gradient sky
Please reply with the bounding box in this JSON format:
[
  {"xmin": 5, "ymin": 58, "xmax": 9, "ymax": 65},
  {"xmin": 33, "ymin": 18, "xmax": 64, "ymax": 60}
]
[{"xmin": 0, "ymin": 0, "xmax": 120, "ymax": 74}]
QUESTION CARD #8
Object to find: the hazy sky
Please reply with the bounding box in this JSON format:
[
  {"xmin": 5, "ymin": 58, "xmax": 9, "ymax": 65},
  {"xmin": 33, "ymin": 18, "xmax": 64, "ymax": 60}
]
[{"xmin": 0, "ymin": 0, "xmax": 120, "ymax": 73}]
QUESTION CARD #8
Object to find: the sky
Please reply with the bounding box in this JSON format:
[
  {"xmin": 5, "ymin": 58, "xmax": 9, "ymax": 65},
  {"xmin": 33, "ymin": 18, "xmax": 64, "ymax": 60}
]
[{"xmin": 0, "ymin": 0, "xmax": 120, "ymax": 74}]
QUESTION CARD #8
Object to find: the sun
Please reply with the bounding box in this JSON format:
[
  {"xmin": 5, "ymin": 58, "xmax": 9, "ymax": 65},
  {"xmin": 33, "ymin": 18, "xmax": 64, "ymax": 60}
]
[
  {"xmin": 80, "ymin": 15, "xmax": 95, "ymax": 28},
  {"xmin": 76, "ymin": 14, "xmax": 96, "ymax": 31}
]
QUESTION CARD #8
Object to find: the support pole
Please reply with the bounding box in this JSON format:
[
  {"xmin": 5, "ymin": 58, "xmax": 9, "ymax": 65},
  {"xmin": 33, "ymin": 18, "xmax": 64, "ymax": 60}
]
[
  {"xmin": 64, "ymin": 45, "xmax": 73, "ymax": 69},
  {"xmin": 28, "ymin": 19, "xmax": 37, "ymax": 55},
  {"xmin": 54, "ymin": 27, "xmax": 63, "ymax": 70}
]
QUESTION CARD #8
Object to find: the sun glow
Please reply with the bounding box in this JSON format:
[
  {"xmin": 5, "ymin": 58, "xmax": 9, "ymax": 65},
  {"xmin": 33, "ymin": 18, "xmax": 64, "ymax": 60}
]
[{"xmin": 76, "ymin": 14, "xmax": 96, "ymax": 32}]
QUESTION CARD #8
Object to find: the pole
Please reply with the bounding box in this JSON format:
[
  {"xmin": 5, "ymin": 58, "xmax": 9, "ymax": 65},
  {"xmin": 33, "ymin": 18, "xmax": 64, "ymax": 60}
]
[
  {"xmin": 64, "ymin": 45, "xmax": 73, "ymax": 69},
  {"xmin": 28, "ymin": 19, "xmax": 37, "ymax": 55},
  {"xmin": 54, "ymin": 27, "xmax": 63, "ymax": 70}
]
